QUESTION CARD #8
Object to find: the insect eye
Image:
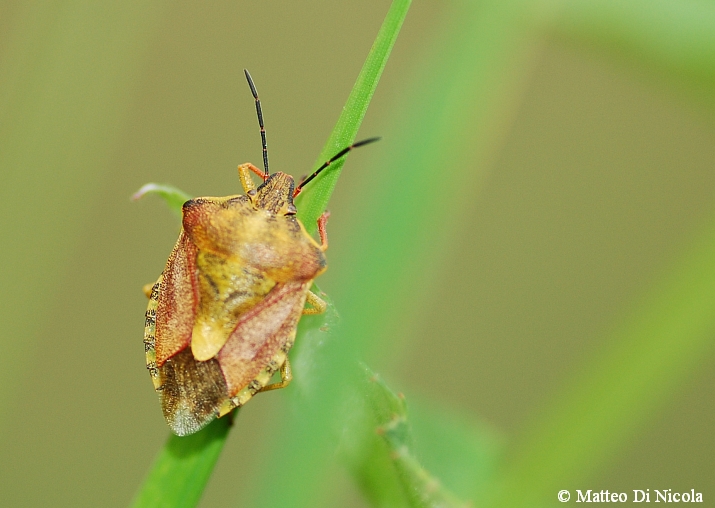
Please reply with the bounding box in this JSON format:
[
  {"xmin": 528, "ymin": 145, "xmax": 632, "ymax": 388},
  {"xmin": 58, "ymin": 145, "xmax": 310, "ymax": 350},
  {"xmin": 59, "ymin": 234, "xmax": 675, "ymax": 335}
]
[
  {"xmin": 247, "ymin": 189, "xmax": 257, "ymax": 197},
  {"xmin": 285, "ymin": 204, "xmax": 297, "ymax": 215}
]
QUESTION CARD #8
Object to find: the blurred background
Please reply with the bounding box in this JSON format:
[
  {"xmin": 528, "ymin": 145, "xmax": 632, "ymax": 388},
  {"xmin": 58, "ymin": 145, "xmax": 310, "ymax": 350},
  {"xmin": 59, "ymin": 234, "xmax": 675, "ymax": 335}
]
[{"xmin": 1, "ymin": 0, "xmax": 714, "ymax": 506}]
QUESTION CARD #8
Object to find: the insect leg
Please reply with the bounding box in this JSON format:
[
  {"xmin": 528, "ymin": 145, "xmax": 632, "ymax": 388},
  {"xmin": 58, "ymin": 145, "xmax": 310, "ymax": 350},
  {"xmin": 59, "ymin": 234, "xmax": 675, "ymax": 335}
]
[
  {"xmin": 237, "ymin": 163, "xmax": 266, "ymax": 194},
  {"xmin": 303, "ymin": 290, "xmax": 327, "ymax": 315},
  {"xmin": 259, "ymin": 358, "xmax": 293, "ymax": 392},
  {"xmin": 317, "ymin": 211, "xmax": 330, "ymax": 252}
]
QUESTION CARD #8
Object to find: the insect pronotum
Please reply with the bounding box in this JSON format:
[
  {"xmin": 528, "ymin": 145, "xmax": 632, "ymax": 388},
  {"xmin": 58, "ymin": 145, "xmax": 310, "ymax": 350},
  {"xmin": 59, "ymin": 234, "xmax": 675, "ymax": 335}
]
[{"xmin": 143, "ymin": 69, "xmax": 379, "ymax": 436}]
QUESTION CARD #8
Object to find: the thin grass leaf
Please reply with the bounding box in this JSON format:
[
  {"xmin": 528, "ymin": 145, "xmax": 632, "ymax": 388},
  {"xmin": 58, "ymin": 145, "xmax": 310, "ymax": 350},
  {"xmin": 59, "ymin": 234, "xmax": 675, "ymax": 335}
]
[
  {"xmin": 132, "ymin": 1, "xmax": 410, "ymax": 506},
  {"xmin": 312, "ymin": 0, "xmax": 541, "ymax": 501},
  {"xmin": 295, "ymin": 0, "xmax": 412, "ymax": 235},
  {"xmin": 325, "ymin": 0, "xmax": 542, "ymax": 368},
  {"xmin": 361, "ymin": 365, "xmax": 470, "ymax": 508},
  {"xmin": 345, "ymin": 434, "xmax": 410, "ymax": 508},
  {"xmin": 407, "ymin": 398, "xmax": 503, "ymax": 501},
  {"xmin": 130, "ymin": 417, "xmax": 232, "ymax": 508},
  {"xmin": 245, "ymin": 2, "xmax": 412, "ymax": 507},
  {"xmin": 132, "ymin": 183, "xmax": 192, "ymax": 218}
]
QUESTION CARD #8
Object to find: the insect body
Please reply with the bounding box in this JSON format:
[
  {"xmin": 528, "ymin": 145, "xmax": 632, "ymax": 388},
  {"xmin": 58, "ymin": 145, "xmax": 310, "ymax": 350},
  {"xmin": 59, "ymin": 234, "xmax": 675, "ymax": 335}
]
[{"xmin": 143, "ymin": 70, "xmax": 378, "ymax": 435}]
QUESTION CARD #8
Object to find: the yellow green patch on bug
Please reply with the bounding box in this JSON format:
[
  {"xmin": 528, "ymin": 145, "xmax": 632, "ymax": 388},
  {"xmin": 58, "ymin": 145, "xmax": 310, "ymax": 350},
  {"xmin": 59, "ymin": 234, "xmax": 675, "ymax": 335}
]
[{"xmin": 137, "ymin": 70, "xmax": 379, "ymax": 436}]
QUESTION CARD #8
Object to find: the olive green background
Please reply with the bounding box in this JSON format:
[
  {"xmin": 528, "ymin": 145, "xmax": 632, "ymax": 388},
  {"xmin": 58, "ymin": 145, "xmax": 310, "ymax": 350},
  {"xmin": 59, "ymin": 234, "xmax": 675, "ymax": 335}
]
[{"xmin": 1, "ymin": 1, "xmax": 713, "ymax": 507}]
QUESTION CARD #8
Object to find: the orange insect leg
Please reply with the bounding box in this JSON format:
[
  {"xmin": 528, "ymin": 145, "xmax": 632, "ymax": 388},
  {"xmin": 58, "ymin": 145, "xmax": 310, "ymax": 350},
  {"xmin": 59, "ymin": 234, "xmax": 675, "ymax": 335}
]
[
  {"xmin": 237, "ymin": 163, "xmax": 266, "ymax": 194},
  {"xmin": 317, "ymin": 211, "xmax": 330, "ymax": 252}
]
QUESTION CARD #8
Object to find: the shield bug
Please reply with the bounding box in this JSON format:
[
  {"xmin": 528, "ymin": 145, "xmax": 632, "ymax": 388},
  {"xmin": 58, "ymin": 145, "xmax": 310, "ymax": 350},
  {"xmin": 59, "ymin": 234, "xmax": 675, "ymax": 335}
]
[{"xmin": 142, "ymin": 69, "xmax": 378, "ymax": 436}]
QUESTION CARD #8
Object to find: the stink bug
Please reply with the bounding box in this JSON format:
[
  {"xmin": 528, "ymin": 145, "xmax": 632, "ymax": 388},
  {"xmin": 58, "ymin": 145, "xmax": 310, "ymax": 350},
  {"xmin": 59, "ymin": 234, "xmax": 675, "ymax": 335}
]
[{"xmin": 142, "ymin": 69, "xmax": 378, "ymax": 436}]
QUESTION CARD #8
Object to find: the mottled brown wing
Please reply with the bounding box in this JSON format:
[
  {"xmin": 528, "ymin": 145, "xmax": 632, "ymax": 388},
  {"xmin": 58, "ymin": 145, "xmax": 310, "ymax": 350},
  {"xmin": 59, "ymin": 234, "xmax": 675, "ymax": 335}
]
[
  {"xmin": 155, "ymin": 230, "xmax": 199, "ymax": 365},
  {"xmin": 149, "ymin": 230, "xmax": 230, "ymax": 435},
  {"xmin": 158, "ymin": 347, "xmax": 228, "ymax": 436},
  {"xmin": 218, "ymin": 280, "xmax": 310, "ymax": 396}
]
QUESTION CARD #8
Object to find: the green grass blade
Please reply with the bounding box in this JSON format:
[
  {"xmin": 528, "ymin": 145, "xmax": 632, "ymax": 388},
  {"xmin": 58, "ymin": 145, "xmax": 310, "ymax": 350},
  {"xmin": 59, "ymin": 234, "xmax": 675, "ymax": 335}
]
[
  {"xmin": 360, "ymin": 365, "xmax": 470, "ymax": 508},
  {"xmin": 320, "ymin": 2, "xmax": 540, "ymax": 503},
  {"xmin": 132, "ymin": 2, "xmax": 410, "ymax": 506},
  {"xmin": 484, "ymin": 216, "xmax": 715, "ymax": 506},
  {"xmin": 244, "ymin": 2, "xmax": 411, "ymax": 507},
  {"xmin": 348, "ymin": 365, "xmax": 501, "ymax": 507},
  {"xmin": 133, "ymin": 1, "xmax": 715, "ymax": 505},
  {"xmin": 132, "ymin": 183, "xmax": 192, "ymax": 218},
  {"xmin": 324, "ymin": 0, "xmax": 542, "ymax": 375},
  {"xmin": 295, "ymin": 0, "xmax": 412, "ymax": 235},
  {"xmin": 407, "ymin": 399, "xmax": 503, "ymax": 502},
  {"xmin": 254, "ymin": 0, "xmax": 538, "ymax": 505},
  {"xmin": 130, "ymin": 417, "xmax": 232, "ymax": 508}
]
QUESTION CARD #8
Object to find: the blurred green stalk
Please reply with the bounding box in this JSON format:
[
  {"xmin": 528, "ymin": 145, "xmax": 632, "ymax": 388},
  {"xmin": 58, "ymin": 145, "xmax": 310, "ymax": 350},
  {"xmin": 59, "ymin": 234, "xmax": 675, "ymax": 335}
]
[
  {"xmin": 485, "ymin": 215, "xmax": 715, "ymax": 507},
  {"xmin": 253, "ymin": 0, "xmax": 542, "ymax": 506},
  {"xmin": 553, "ymin": 0, "xmax": 715, "ymax": 111}
]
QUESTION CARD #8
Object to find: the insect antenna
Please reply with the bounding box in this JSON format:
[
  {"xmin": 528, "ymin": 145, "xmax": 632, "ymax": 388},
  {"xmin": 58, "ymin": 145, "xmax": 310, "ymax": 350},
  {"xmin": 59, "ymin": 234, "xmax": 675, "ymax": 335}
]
[
  {"xmin": 293, "ymin": 137, "xmax": 381, "ymax": 197},
  {"xmin": 244, "ymin": 69, "xmax": 269, "ymax": 177}
]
